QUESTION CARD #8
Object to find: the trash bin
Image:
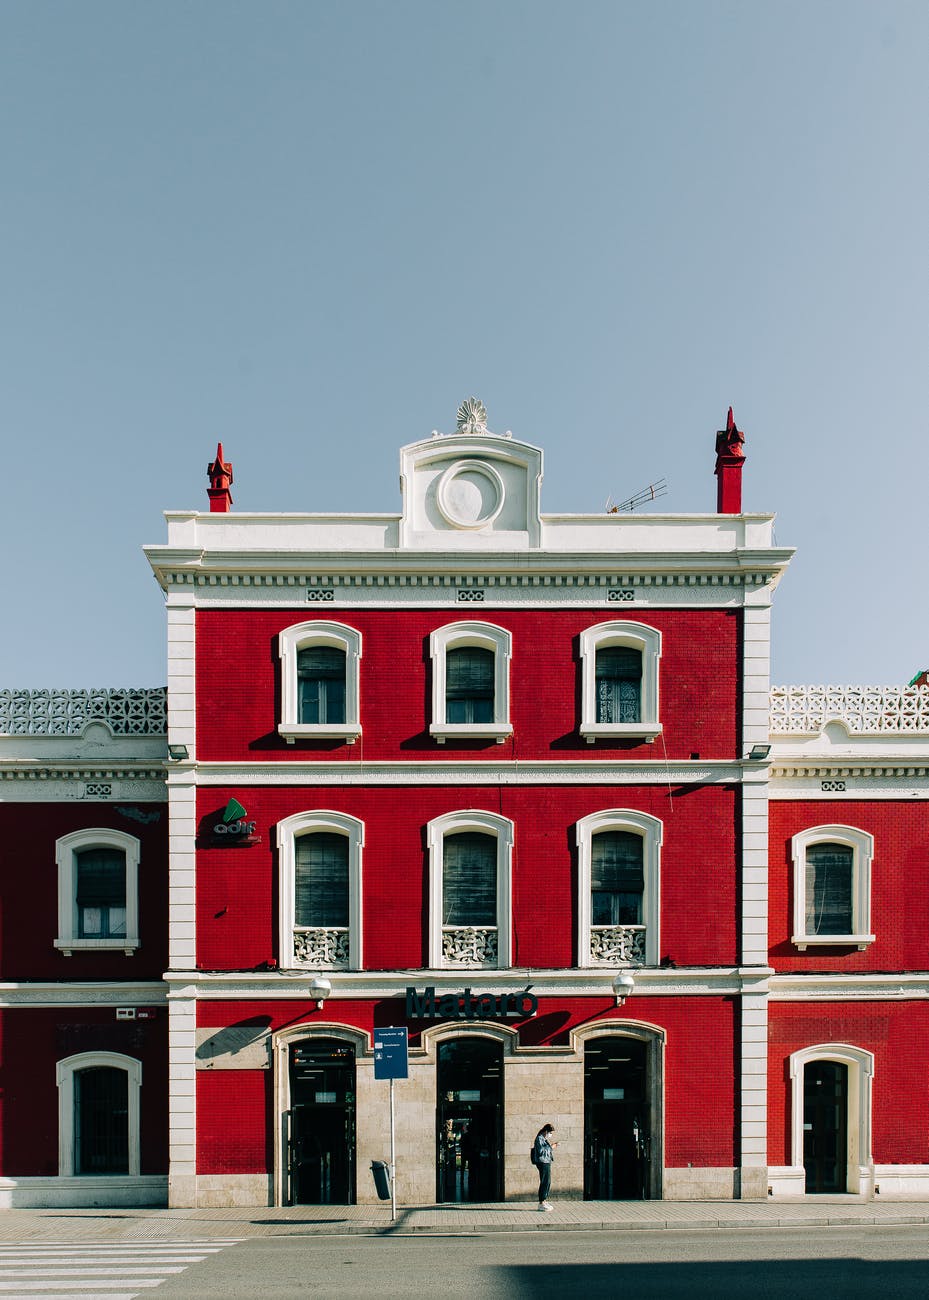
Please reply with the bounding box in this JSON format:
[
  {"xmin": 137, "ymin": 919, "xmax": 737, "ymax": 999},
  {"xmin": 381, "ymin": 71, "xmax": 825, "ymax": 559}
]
[{"xmin": 371, "ymin": 1160, "xmax": 391, "ymax": 1200}]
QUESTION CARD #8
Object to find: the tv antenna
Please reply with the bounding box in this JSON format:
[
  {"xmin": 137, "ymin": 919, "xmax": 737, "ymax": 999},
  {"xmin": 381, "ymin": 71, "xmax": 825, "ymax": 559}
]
[{"xmin": 605, "ymin": 478, "xmax": 668, "ymax": 513}]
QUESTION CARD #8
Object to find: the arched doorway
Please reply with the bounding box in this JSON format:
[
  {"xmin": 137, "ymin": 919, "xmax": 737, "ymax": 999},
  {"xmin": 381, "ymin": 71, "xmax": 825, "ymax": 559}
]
[
  {"xmin": 583, "ymin": 1035, "xmax": 653, "ymax": 1199},
  {"xmin": 789, "ymin": 1044, "xmax": 873, "ymax": 1195},
  {"xmin": 804, "ymin": 1059, "xmax": 848, "ymax": 1193},
  {"xmin": 436, "ymin": 1037, "xmax": 504, "ymax": 1202},
  {"xmin": 287, "ymin": 1037, "xmax": 356, "ymax": 1204}
]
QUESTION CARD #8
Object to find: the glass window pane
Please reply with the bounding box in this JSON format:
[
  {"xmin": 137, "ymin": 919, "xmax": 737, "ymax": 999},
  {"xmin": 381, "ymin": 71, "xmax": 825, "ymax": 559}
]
[
  {"xmin": 76, "ymin": 849, "xmax": 126, "ymax": 906},
  {"xmin": 591, "ymin": 831, "xmax": 643, "ymax": 925},
  {"xmin": 444, "ymin": 832, "xmax": 496, "ymax": 926},
  {"xmin": 295, "ymin": 833, "xmax": 349, "ymax": 927},
  {"xmin": 446, "ymin": 648, "xmax": 494, "ymax": 723},
  {"xmin": 298, "ymin": 647, "xmax": 347, "ymax": 725},
  {"xmin": 806, "ymin": 843, "xmax": 853, "ymax": 934},
  {"xmin": 595, "ymin": 647, "xmax": 641, "ymax": 723}
]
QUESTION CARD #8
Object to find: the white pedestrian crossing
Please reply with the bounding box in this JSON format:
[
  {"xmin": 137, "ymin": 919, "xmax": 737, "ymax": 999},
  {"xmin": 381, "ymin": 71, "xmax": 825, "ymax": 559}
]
[{"xmin": 0, "ymin": 1239, "xmax": 241, "ymax": 1298}]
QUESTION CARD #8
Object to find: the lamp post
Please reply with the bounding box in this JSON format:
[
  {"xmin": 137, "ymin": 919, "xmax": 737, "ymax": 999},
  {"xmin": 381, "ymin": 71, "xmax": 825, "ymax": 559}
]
[{"xmin": 612, "ymin": 972, "xmax": 635, "ymax": 1007}]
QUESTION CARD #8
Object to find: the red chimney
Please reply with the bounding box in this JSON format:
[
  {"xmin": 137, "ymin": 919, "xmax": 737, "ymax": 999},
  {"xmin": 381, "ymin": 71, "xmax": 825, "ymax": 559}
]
[
  {"xmin": 207, "ymin": 442, "xmax": 233, "ymax": 513},
  {"xmin": 714, "ymin": 407, "xmax": 745, "ymax": 513}
]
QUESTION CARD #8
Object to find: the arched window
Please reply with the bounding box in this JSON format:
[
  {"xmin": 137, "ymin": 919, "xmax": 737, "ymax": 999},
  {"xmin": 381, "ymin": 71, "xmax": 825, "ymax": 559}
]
[
  {"xmin": 576, "ymin": 810, "xmax": 662, "ymax": 967},
  {"xmin": 56, "ymin": 1052, "xmax": 142, "ymax": 1178},
  {"xmin": 277, "ymin": 811, "xmax": 364, "ymax": 970},
  {"xmin": 791, "ymin": 825, "xmax": 874, "ymax": 950},
  {"xmin": 428, "ymin": 811, "xmax": 514, "ymax": 968},
  {"xmin": 55, "ymin": 829, "xmax": 140, "ymax": 955},
  {"xmin": 278, "ymin": 621, "xmax": 362, "ymax": 744},
  {"xmin": 429, "ymin": 623, "xmax": 512, "ymax": 744},
  {"xmin": 579, "ymin": 622, "xmax": 662, "ymax": 743}
]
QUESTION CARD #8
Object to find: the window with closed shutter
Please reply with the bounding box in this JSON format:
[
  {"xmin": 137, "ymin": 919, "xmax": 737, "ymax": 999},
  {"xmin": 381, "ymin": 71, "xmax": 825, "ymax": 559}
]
[
  {"xmin": 295, "ymin": 833, "xmax": 349, "ymax": 927},
  {"xmin": 443, "ymin": 832, "xmax": 496, "ymax": 926}
]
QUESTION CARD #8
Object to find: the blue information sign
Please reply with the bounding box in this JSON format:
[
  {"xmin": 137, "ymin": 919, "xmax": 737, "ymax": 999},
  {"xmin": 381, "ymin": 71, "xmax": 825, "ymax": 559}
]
[{"xmin": 374, "ymin": 1027, "xmax": 409, "ymax": 1080}]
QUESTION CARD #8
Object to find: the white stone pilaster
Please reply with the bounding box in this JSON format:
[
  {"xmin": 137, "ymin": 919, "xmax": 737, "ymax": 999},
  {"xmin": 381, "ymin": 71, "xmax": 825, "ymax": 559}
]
[{"xmin": 167, "ymin": 984, "xmax": 197, "ymax": 1207}]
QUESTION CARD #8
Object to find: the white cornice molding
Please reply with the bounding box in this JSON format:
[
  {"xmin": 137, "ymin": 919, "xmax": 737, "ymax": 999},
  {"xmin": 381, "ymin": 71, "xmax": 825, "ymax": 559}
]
[
  {"xmin": 186, "ymin": 760, "xmax": 744, "ymax": 786},
  {"xmin": 0, "ymin": 763, "xmax": 166, "ymax": 782},
  {"xmin": 770, "ymin": 973, "xmax": 929, "ymax": 1000},
  {"xmin": 0, "ymin": 981, "xmax": 167, "ymax": 1007},
  {"xmin": 166, "ymin": 966, "xmax": 772, "ymax": 999}
]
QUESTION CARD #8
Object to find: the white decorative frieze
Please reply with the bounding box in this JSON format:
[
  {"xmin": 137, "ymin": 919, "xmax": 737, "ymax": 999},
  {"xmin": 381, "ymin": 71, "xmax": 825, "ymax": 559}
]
[
  {"xmin": 442, "ymin": 926, "xmax": 498, "ymax": 967},
  {"xmin": 589, "ymin": 925, "xmax": 646, "ymax": 966},
  {"xmin": 293, "ymin": 928, "xmax": 349, "ymax": 968},
  {"xmin": 0, "ymin": 689, "xmax": 167, "ymax": 736},
  {"xmin": 770, "ymin": 685, "xmax": 929, "ymax": 735}
]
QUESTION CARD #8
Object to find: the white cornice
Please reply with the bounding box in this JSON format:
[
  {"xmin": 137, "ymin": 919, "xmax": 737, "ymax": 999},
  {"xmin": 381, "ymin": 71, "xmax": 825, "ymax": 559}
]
[
  {"xmin": 181, "ymin": 760, "xmax": 746, "ymax": 786},
  {"xmin": 0, "ymin": 763, "xmax": 166, "ymax": 781},
  {"xmin": 0, "ymin": 981, "xmax": 167, "ymax": 1007},
  {"xmin": 166, "ymin": 966, "xmax": 771, "ymax": 999},
  {"xmin": 770, "ymin": 973, "xmax": 929, "ymax": 1000}
]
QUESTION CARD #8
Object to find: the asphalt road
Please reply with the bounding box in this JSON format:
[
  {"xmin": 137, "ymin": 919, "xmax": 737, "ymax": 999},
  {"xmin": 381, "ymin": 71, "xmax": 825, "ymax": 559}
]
[{"xmin": 149, "ymin": 1225, "xmax": 929, "ymax": 1299}]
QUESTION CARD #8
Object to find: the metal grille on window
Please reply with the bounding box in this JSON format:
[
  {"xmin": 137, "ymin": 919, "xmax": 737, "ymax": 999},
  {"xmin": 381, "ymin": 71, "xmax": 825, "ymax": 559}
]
[
  {"xmin": 446, "ymin": 647, "xmax": 494, "ymax": 724},
  {"xmin": 76, "ymin": 848, "xmax": 127, "ymax": 939},
  {"xmin": 294, "ymin": 833, "xmax": 350, "ymax": 966},
  {"xmin": 805, "ymin": 843, "xmax": 853, "ymax": 934},
  {"xmin": 590, "ymin": 830, "xmax": 645, "ymax": 964},
  {"xmin": 595, "ymin": 647, "xmax": 642, "ymax": 724},
  {"xmin": 442, "ymin": 831, "xmax": 497, "ymax": 965},
  {"xmin": 298, "ymin": 646, "xmax": 346, "ymax": 725},
  {"xmin": 74, "ymin": 1067, "xmax": 129, "ymax": 1174}
]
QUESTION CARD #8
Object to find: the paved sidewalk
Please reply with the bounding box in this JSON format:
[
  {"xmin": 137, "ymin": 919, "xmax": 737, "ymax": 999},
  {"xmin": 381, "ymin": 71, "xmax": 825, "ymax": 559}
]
[{"xmin": 3, "ymin": 1198, "xmax": 929, "ymax": 1240}]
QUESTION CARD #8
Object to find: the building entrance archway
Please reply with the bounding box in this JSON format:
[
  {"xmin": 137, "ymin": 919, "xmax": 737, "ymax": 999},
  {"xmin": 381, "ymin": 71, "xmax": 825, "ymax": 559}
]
[
  {"xmin": 436, "ymin": 1037, "xmax": 504, "ymax": 1202},
  {"xmin": 287, "ymin": 1037, "xmax": 356, "ymax": 1205}
]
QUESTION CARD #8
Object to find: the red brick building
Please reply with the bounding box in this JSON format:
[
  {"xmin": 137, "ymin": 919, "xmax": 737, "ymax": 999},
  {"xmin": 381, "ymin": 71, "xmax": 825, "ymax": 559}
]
[{"xmin": 2, "ymin": 401, "xmax": 927, "ymax": 1207}]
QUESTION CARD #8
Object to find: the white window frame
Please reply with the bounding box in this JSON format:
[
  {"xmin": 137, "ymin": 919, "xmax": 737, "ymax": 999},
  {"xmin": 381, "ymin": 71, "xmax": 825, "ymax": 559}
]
[
  {"xmin": 429, "ymin": 621, "xmax": 512, "ymax": 744},
  {"xmin": 54, "ymin": 828, "xmax": 140, "ymax": 956},
  {"xmin": 788, "ymin": 1043, "xmax": 874, "ymax": 1194},
  {"xmin": 56, "ymin": 1051, "xmax": 142, "ymax": 1177},
  {"xmin": 576, "ymin": 809, "xmax": 662, "ymax": 967},
  {"xmin": 427, "ymin": 810, "xmax": 514, "ymax": 968},
  {"xmin": 277, "ymin": 810, "xmax": 364, "ymax": 971},
  {"xmin": 579, "ymin": 620, "xmax": 662, "ymax": 743},
  {"xmin": 278, "ymin": 620, "xmax": 362, "ymax": 745},
  {"xmin": 791, "ymin": 824, "xmax": 874, "ymax": 950}
]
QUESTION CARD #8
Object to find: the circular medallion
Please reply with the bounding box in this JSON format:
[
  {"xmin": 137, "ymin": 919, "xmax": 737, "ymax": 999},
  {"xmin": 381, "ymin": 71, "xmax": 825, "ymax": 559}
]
[{"xmin": 436, "ymin": 460, "xmax": 505, "ymax": 530}]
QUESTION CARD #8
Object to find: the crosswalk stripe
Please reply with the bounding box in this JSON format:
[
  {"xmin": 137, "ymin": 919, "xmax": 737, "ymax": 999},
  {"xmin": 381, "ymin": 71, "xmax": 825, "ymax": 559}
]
[
  {"xmin": 0, "ymin": 1282, "xmax": 164, "ymax": 1292},
  {"xmin": 0, "ymin": 1236, "xmax": 241, "ymax": 1297}
]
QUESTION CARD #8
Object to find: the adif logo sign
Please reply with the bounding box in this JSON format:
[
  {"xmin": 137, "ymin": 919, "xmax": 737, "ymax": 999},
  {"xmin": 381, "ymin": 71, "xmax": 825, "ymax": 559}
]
[{"xmin": 213, "ymin": 798, "xmax": 256, "ymax": 837}]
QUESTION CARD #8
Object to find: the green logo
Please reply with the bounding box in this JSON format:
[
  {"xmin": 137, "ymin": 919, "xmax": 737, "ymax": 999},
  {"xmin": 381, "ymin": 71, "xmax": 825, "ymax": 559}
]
[{"xmin": 222, "ymin": 798, "xmax": 247, "ymax": 824}]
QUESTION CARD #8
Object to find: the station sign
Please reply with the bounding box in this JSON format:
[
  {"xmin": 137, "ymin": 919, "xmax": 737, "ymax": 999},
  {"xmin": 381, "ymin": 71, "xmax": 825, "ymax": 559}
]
[
  {"xmin": 374, "ymin": 1027, "xmax": 409, "ymax": 1080},
  {"xmin": 405, "ymin": 985, "xmax": 538, "ymax": 1021}
]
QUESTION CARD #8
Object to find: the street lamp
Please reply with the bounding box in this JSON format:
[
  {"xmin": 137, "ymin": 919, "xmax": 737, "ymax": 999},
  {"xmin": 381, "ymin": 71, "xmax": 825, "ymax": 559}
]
[
  {"xmin": 612, "ymin": 972, "xmax": 635, "ymax": 1006},
  {"xmin": 309, "ymin": 976, "xmax": 332, "ymax": 1010}
]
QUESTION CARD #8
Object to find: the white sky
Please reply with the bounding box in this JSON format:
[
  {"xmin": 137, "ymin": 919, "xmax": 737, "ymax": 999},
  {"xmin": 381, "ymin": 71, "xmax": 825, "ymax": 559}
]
[{"xmin": 2, "ymin": 1, "xmax": 927, "ymax": 687}]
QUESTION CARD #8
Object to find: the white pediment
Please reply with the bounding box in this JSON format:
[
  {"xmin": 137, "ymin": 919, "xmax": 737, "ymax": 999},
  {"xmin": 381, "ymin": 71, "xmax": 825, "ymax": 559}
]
[{"xmin": 399, "ymin": 418, "xmax": 543, "ymax": 550}]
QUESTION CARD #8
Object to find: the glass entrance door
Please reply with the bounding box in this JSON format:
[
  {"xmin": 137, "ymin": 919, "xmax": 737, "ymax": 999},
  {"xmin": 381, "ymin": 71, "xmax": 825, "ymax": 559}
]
[
  {"xmin": 436, "ymin": 1038, "xmax": 504, "ymax": 1202},
  {"xmin": 288, "ymin": 1038, "xmax": 356, "ymax": 1205},
  {"xmin": 804, "ymin": 1059, "xmax": 848, "ymax": 1193},
  {"xmin": 584, "ymin": 1037, "xmax": 651, "ymax": 1199}
]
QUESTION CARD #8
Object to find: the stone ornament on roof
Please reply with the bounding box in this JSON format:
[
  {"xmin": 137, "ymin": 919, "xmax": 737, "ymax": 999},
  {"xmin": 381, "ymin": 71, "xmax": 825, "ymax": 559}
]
[{"xmin": 456, "ymin": 397, "xmax": 489, "ymax": 435}]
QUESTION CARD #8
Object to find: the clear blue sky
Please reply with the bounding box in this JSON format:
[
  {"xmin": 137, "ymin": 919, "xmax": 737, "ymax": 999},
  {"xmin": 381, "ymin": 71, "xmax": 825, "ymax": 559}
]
[{"xmin": 2, "ymin": 1, "xmax": 927, "ymax": 688}]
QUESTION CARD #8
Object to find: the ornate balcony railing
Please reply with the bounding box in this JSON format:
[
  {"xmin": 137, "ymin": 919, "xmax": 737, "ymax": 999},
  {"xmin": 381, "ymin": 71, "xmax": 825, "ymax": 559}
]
[
  {"xmin": 590, "ymin": 924, "xmax": 646, "ymax": 966},
  {"xmin": 0, "ymin": 688, "xmax": 167, "ymax": 736},
  {"xmin": 770, "ymin": 685, "xmax": 929, "ymax": 735},
  {"xmin": 293, "ymin": 927, "xmax": 349, "ymax": 968},
  {"xmin": 442, "ymin": 926, "xmax": 498, "ymax": 967}
]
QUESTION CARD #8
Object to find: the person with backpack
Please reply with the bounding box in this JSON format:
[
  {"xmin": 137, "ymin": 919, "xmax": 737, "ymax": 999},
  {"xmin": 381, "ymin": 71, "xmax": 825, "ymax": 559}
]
[{"xmin": 532, "ymin": 1123, "xmax": 557, "ymax": 1210}]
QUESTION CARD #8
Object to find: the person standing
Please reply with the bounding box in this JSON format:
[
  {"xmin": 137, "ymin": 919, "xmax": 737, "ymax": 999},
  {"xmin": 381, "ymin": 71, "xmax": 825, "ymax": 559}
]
[{"xmin": 533, "ymin": 1123, "xmax": 557, "ymax": 1210}]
